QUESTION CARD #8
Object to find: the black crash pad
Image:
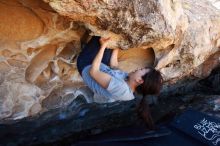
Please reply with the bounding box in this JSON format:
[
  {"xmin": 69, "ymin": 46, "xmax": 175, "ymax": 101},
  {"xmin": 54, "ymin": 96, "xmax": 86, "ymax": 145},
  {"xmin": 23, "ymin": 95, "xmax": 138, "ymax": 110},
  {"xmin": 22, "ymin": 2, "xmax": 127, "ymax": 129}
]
[
  {"xmin": 74, "ymin": 109, "xmax": 219, "ymax": 146},
  {"xmin": 171, "ymin": 109, "xmax": 220, "ymax": 146}
]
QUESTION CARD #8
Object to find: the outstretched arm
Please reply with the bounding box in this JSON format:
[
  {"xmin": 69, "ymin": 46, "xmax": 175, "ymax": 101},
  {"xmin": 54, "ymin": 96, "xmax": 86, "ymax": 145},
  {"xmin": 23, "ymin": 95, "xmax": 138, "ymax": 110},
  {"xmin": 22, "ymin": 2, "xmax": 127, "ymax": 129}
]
[
  {"xmin": 89, "ymin": 37, "xmax": 112, "ymax": 89},
  {"xmin": 110, "ymin": 48, "xmax": 119, "ymax": 69}
]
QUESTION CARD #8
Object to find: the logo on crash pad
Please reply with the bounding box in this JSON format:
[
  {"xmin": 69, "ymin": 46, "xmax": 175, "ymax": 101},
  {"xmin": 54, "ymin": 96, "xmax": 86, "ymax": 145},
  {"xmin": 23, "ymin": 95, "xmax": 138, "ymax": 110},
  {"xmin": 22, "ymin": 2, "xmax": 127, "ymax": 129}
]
[{"xmin": 194, "ymin": 118, "xmax": 220, "ymax": 145}]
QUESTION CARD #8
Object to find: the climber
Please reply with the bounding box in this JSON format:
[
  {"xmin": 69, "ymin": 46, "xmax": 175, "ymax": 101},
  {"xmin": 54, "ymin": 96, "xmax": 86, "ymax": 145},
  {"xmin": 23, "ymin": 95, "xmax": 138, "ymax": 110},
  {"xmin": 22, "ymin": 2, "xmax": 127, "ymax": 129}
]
[{"xmin": 77, "ymin": 36, "xmax": 163, "ymax": 129}]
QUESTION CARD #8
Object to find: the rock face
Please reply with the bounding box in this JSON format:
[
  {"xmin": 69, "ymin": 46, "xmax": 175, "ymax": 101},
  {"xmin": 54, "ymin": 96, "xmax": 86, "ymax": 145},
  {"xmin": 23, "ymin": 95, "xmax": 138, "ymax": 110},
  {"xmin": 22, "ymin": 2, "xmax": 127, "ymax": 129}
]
[
  {"xmin": 0, "ymin": 0, "xmax": 220, "ymax": 145},
  {"xmin": 0, "ymin": 0, "xmax": 156, "ymax": 120},
  {"xmin": 44, "ymin": 0, "xmax": 220, "ymax": 81},
  {"xmin": 0, "ymin": 0, "xmax": 85, "ymax": 120},
  {"xmin": 0, "ymin": 69, "xmax": 220, "ymax": 145},
  {"xmin": 0, "ymin": 0, "xmax": 220, "ymax": 122}
]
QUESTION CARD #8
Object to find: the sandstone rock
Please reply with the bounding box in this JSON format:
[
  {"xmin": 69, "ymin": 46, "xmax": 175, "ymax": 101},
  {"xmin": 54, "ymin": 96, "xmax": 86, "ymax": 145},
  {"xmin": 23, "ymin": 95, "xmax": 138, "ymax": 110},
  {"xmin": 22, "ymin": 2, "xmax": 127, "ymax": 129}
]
[
  {"xmin": 44, "ymin": 0, "xmax": 185, "ymax": 49},
  {"xmin": 25, "ymin": 44, "xmax": 58, "ymax": 83},
  {"xmin": 0, "ymin": 0, "xmax": 219, "ymax": 144},
  {"xmin": 0, "ymin": 0, "xmax": 44, "ymax": 41},
  {"xmin": 0, "ymin": 0, "xmax": 219, "ymax": 123},
  {"xmin": 0, "ymin": 68, "xmax": 44, "ymax": 119},
  {"xmin": 45, "ymin": 0, "xmax": 220, "ymax": 83},
  {"xmin": 0, "ymin": 0, "xmax": 87, "ymax": 119},
  {"xmin": 0, "ymin": 66, "xmax": 219, "ymax": 145},
  {"xmin": 118, "ymin": 47, "xmax": 155, "ymax": 72}
]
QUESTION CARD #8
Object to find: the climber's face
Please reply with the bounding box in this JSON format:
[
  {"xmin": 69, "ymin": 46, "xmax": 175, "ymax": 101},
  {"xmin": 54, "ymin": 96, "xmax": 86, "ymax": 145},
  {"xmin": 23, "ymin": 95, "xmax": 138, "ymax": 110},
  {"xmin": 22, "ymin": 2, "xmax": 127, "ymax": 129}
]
[{"xmin": 129, "ymin": 68, "xmax": 151, "ymax": 84}]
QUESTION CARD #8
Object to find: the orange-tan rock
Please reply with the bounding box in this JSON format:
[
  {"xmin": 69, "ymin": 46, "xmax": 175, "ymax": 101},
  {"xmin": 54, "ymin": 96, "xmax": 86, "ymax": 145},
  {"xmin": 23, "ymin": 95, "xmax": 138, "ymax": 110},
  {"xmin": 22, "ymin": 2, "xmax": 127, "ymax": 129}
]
[{"xmin": 0, "ymin": 0, "xmax": 220, "ymax": 120}]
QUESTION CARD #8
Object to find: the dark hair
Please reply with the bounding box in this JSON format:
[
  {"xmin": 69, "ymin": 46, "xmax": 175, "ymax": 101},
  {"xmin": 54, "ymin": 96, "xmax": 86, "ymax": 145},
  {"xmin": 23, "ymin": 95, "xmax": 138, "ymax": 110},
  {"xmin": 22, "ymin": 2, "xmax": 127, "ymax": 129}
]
[{"xmin": 136, "ymin": 67, "xmax": 163, "ymax": 129}]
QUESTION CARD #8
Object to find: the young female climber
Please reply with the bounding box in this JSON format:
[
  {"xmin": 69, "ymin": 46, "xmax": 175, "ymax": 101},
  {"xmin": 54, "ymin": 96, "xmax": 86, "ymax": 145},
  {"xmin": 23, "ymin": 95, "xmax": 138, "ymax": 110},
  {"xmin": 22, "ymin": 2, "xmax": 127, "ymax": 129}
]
[{"xmin": 77, "ymin": 36, "xmax": 163, "ymax": 129}]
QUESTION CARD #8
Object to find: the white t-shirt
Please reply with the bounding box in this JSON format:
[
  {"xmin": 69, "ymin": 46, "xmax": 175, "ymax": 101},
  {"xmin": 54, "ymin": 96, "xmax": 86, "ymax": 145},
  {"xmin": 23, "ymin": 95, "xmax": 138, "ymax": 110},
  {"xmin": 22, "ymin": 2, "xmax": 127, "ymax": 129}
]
[{"xmin": 82, "ymin": 63, "xmax": 135, "ymax": 103}]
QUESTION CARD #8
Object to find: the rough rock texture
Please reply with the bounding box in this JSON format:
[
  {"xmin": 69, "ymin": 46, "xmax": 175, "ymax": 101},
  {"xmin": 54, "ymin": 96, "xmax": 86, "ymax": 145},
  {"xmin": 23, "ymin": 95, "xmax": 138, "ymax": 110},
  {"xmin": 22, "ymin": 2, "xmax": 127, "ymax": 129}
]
[
  {"xmin": 0, "ymin": 0, "xmax": 220, "ymax": 128},
  {"xmin": 0, "ymin": 0, "xmax": 220, "ymax": 144},
  {"xmin": 0, "ymin": 0, "xmax": 156, "ymax": 120},
  {"xmin": 0, "ymin": 68, "xmax": 219, "ymax": 145},
  {"xmin": 0, "ymin": 0, "xmax": 85, "ymax": 120},
  {"xmin": 0, "ymin": 97, "xmax": 140, "ymax": 145},
  {"xmin": 44, "ymin": 0, "xmax": 220, "ymax": 82}
]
